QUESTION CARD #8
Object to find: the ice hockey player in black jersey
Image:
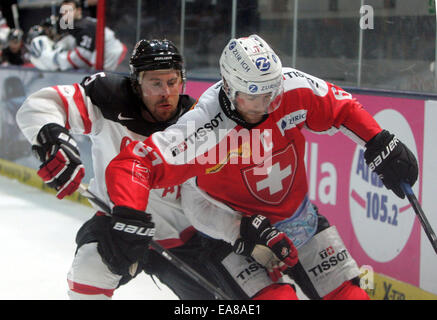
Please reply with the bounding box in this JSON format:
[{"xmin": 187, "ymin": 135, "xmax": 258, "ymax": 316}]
[
  {"xmin": 16, "ymin": 39, "xmax": 226, "ymax": 299},
  {"xmin": 1, "ymin": 28, "xmax": 28, "ymax": 66},
  {"xmin": 58, "ymin": 0, "xmax": 126, "ymax": 70}
]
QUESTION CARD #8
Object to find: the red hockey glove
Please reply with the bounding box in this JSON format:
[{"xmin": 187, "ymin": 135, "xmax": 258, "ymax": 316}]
[
  {"xmin": 32, "ymin": 123, "xmax": 85, "ymax": 199},
  {"xmin": 233, "ymin": 214, "xmax": 298, "ymax": 282},
  {"xmin": 364, "ymin": 130, "xmax": 418, "ymax": 199}
]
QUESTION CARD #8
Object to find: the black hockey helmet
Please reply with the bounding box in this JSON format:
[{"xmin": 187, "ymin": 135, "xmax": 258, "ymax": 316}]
[
  {"xmin": 7, "ymin": 29, "xmax": 23, "ymax": 43},
  {"xmin": 129, "ymin": 39, "xmax": 186, "ymax": 92},
  {"xmin": 26, "ymin": 25, "xmax": 45, "ymax": 45}
]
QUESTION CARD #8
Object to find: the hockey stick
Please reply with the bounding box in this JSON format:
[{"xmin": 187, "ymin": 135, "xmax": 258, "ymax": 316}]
[
  {"xmin": 77, "ymin": 184, "xmax": 232, "ymax": 300},
  {"xmin": 11, "ymin": 4, "xmax": 20, "ymax": 30},
  {"xmin": 400, "ymin": 182, "xmax": 437, "ymax": 255}
]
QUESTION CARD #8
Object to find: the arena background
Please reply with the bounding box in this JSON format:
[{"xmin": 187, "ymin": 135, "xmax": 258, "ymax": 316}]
[{"xmin": 1, "ymin": 0, "xmax": 437, "ymax": 300}]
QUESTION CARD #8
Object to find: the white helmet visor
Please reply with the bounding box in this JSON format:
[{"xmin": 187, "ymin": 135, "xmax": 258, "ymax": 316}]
[
  {"xmin": 138, "ymin": 69, "xmax": 183, "ymax": 97},
  {"xmin": 233, "ymin": 74, "xmax": 284, "ymax": 115}
]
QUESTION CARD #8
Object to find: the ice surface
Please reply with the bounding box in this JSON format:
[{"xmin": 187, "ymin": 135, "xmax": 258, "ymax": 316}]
[{"xmin": 0, "ymin": 176, "xmax": 177, "ymax": 300}]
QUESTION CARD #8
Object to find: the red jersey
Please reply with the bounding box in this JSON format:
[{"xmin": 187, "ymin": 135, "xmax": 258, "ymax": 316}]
[{"xmin": 106, "ymin": 67, "xmax": 382, "ymax": 224}]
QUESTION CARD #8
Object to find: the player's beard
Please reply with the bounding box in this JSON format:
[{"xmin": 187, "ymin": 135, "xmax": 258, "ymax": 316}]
[{"xmin": 153, "ymin": 98, "xmax": 178, "ymax": 122}]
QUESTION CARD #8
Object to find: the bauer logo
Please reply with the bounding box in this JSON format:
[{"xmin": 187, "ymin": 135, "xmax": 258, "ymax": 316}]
[
  {"xmin": 349, "ymin": 109, "xmax": 418, "ymax": 262},
  {"xmin": 113, "ymin": 222, "xmax": 155, "ymax": 237},
  {"xmin": 255, "ymin": 57, "xmax": 270, "ymax": 71},
  {"xmin": 154, "ymin": 56, "xmax": 172, "ymax": 60}
]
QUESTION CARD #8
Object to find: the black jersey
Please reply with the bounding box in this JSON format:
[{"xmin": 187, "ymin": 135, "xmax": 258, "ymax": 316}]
[
  {"xmin": 56, "ymin": 17, "xmax": 125, "ymax": 71},
  {"xmin": 63, "ymin": 17, "xmax": 96, "ymax": 52}
]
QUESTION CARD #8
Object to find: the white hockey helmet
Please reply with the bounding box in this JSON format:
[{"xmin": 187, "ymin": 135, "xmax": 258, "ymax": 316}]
[{"xmin": 219, "ymin": 34, "xmax": 284, "ymax": 114}]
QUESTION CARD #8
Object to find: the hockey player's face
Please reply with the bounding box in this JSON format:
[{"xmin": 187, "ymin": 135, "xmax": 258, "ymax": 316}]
[
  {"xmin": 140, "ymin": 70, "xmax": 183, "ymax": 122},
  {"xmin": 235, "ymin": 92, "xmax": 273, "ymax": 123},
  {"xmin": 8, "ymin": 40, "xmax": 22, "ymax": 53}
]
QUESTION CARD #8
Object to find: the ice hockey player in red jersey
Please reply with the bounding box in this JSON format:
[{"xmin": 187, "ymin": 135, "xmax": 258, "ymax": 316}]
[
  {"xmin": 16, "ymin": 39, "xmax": 243, "ymax": 300},
  {"xmin": 104, "ymin": 34, "xmax": 419, "ymax": 300}
]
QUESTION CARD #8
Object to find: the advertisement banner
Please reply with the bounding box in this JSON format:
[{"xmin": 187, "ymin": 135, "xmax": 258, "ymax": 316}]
[{"xmin": 303, "ymin": 94, "xmax": 425, "ymax": 289}]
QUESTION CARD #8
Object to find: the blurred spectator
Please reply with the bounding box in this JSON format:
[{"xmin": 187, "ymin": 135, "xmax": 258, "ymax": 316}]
[
  {"xmin": 0, "ymin": 0, "xmax": 19, "ymax": 30},
  {"xmin": 0, "ymin": 11, "xmax": 11, "ymax": 50},
  {"xmin": 1, "ymin": 28, "xmax": 29, "ymax": 66},
  {"xmin": 0, "ymin": 76, "xmax": 31, "ymax": 160},
  {"xmin": 27, "ymin": 0, "xmax": 126, "ymax": 71}
]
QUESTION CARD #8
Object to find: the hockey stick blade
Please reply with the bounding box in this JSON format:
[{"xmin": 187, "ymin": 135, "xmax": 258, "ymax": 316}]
[
  {"xmin": 400, "ymin": 182, "xmax": 437, "ymax": 255},
  {"xmin": 77, "ymin": 184, "xmax": 232, "ymax": 300}
]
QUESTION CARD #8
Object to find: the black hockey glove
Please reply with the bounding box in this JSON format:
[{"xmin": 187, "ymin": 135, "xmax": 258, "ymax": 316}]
[
  {"xmin": 32, "ymin": 123, "xmax": 84, "ymax": 199},
  {"xmin": 97, "ymin": 206, "xmax": 155, "ymax": 276},
  {"xmin": 233, "ymin": 214, "xmax": 298, "ymax": 282},
  {"xmin": 364, "ymin": 130, "xmax": 418, "ymax": 199}
]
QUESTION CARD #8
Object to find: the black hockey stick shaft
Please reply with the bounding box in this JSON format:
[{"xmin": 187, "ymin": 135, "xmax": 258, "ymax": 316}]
[
  {"xmin": 77, "ymin": 184, "xmax": 232, "ymax": 300},
  {"xmin": 400, "ymin": 182, "xmax": 437, "ymax": 255},
  {"xmin": 147, "ymin": 240, "xmax": 232, "ymax": 300}
]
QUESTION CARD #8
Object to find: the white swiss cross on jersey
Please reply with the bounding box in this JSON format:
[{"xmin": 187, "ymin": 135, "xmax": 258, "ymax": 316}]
[{"xmin": 242, "ymin": 144, "xmax": 297, "ymax": 205}]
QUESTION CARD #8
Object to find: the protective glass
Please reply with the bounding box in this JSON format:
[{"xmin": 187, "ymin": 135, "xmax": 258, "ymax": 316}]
[{"xmin": 235, "ymin": 79, "xmax": 284, "ymax": 116}]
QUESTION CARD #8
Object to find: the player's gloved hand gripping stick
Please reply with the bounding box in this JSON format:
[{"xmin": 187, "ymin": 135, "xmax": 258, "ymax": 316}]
[
  {"xmin": 364, "ymin": 130, "xmax": 437, "ymax": 254},
  {"xmin": 77, "ymin": 184, "xmax": 232, "ymax": 300},
  {"xmin": 233, "ymin": 214, "xmax": 299, "ymax": 281}
]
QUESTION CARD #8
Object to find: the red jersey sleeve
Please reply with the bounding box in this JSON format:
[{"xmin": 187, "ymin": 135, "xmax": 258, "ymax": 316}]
[
  {"xmin": 307, "ymin": 82, "xmax": 381, "ymax": 143},
  {"xmin": 105, "ymin": 137, "xmax": 205, "ymax": 211},
  {"xmin": 282, "ymin": 69, "xmax": 382, "ymax": 145}
]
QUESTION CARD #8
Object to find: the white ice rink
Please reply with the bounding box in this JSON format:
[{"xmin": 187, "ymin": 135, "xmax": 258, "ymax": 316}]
[
  {"xmin": 0, "ymin": 175, "xmax": 178, "ymax": 300},
  {"xmin": 0, "ymin": 175, "xmax": 309, "ymax": 301}
]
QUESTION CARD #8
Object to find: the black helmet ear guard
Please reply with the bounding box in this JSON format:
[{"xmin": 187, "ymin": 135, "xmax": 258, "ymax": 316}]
[{"xmin": 129, "ymin": 39, "xmax": 186, "ymax": 93}]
